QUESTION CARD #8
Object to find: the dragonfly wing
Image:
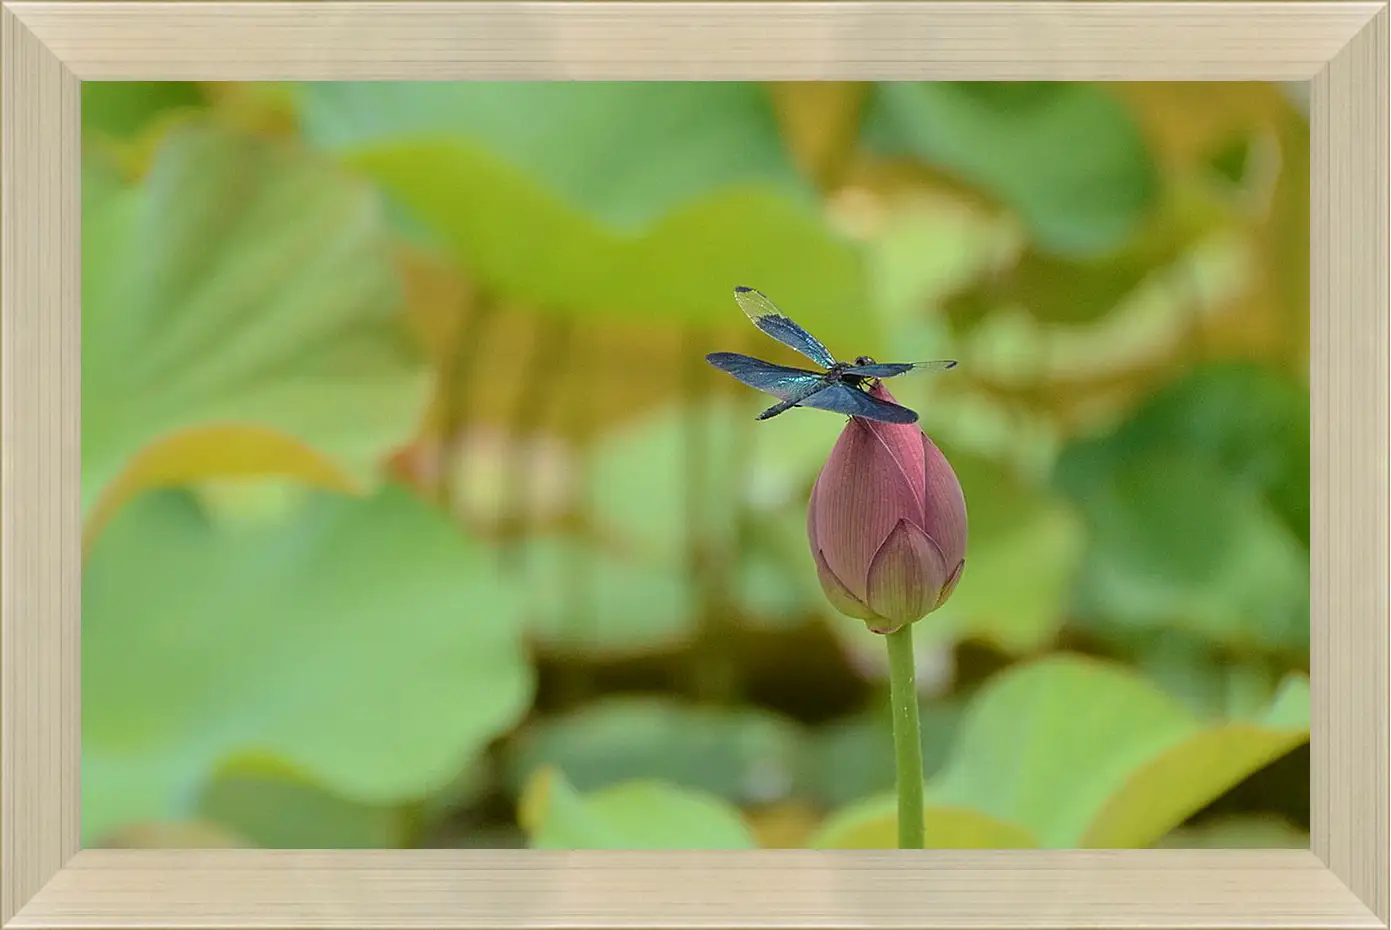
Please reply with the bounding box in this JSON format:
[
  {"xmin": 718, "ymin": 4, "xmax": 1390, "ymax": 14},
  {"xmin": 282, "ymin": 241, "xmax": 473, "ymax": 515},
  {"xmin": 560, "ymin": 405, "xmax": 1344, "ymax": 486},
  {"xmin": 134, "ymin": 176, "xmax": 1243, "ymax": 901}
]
[
  {"xmin": 845, "ymin": 360, "xmax": 958, "ymax": 378},
  {"xmin": 733, "ymin": 286, "xmax": 838, "ymax": 369},
  {"xmin": 706, "ymin": 352, "xmax": 828, "ymax": 400},
  {"xmin": 801, "ymin": 382, "xmax": 920, "ymax": 424}
]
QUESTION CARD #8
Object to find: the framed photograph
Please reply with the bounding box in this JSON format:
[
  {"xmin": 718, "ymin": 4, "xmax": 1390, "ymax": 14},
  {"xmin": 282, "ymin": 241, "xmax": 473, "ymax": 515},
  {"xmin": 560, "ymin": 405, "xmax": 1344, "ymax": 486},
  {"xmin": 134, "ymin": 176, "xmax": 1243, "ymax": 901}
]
[{"xmin": 3, "ymin": 2, "xmax": 1386, "ymax": 928}]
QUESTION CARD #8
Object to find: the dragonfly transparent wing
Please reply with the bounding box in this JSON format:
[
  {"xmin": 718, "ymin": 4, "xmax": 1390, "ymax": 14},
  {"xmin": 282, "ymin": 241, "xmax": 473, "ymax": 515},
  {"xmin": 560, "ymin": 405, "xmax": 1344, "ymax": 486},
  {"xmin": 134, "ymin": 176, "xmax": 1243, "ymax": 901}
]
[
  {"xmin": 844, "ymin": 360, "xmax": 958, "ymax": 379},
  {"xmin": 732, "ymin": 286, "xmax": 838, "ymax": 369},
  {"xmin": 706, "ymin": 352, "xmax": 830, "ymax": 400},
  {"xmin": 800, "ymin": 381, "xmax": 920, "ymax": 424}
]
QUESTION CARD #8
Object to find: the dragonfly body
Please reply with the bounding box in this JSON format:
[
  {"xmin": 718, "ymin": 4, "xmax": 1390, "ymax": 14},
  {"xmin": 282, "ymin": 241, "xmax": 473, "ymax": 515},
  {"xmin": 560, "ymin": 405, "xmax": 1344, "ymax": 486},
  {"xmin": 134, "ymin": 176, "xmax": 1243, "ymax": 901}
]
[{"xmin": 705, "ymin": 286, "xmax": 956, "ymax": 425}]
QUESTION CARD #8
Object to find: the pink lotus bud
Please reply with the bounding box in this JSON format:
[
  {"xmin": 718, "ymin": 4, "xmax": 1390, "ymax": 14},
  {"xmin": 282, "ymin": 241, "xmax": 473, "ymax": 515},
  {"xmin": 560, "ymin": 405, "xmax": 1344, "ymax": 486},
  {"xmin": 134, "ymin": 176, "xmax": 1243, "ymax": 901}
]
[{"xmin": 807, "ymin": 384, "xmax": 967, "ymax": 635}]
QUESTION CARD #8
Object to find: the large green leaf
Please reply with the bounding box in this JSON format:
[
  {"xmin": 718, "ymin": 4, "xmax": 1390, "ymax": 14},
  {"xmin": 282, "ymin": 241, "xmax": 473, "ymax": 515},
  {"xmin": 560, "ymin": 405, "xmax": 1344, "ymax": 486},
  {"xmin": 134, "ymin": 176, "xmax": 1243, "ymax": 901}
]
[
  {"xmin": 864, "ymin": 82, "xmax": 1160, "ymax": 258},
  {"xmin": 520, "ymin": 768, "xmax": 756, "ymax": 850},
  {"xmin": 82, "ymin": 484, "xmax": 535, "ymax": 843},
  {"xmin": 505, "ymin": 698, "xmax": 804, "ymax": 807},
  {"xmin": 927, "ymin": 655, "xmax": 1310, "ymax": 848},
  {"xmin": 295, "ymin": 83, "xmax": 866, "ymax": 334},
  {"xmin": 83, "ymin": 124, "xmax": 430, "ymax": 530}
]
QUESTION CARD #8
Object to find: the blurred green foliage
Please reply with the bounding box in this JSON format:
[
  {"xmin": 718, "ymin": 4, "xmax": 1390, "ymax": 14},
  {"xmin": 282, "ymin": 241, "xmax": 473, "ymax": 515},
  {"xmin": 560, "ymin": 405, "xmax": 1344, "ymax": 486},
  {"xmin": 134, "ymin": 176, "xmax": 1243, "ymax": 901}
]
[
  {"xmin": 81, "ymin": 80, "xmax": 1310, "ymax": 851},
  {"xmin": 864, "ymin": 82, "xmax": 1160, "ymax": 257}
]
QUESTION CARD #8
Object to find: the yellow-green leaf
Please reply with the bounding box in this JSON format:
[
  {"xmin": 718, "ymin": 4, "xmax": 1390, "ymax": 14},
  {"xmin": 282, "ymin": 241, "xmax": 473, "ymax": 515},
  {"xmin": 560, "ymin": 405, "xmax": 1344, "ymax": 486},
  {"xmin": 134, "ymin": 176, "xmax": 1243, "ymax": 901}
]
[
  {"xmin": 296, "ymin": 83, "xmax": 867, "ymax": 339},
  {"xmin": 927, "ymin": 655, "xmax": 1309, "ymax": 848},
  {"xmin": 810, "ymin": 793, "xmax": 1039, "ymax": 849}
]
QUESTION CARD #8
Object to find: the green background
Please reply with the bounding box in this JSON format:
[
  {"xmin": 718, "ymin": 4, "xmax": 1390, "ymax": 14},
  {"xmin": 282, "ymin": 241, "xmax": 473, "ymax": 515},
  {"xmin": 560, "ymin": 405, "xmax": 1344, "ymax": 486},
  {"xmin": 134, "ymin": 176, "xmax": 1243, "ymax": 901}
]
[{"xmin": 82, "ymin": 80, "xmax": 1311, "ymax": 851}]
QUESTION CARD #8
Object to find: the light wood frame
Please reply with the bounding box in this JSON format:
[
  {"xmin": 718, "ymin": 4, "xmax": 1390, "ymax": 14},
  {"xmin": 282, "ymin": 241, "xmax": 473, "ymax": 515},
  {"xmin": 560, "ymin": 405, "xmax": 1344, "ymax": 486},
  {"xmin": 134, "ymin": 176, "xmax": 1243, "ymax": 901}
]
[{"xmin": 2, "ymin": 2, "xmax": 1387, "ymax": 928}]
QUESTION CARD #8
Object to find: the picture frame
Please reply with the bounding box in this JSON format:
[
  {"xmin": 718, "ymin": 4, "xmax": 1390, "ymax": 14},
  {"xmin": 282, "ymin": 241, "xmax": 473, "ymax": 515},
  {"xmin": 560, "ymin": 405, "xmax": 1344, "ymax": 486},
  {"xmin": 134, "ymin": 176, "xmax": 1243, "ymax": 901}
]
[{"xmin": 2, "ymin": 2, "xmax": 1386, "ymax": 927}]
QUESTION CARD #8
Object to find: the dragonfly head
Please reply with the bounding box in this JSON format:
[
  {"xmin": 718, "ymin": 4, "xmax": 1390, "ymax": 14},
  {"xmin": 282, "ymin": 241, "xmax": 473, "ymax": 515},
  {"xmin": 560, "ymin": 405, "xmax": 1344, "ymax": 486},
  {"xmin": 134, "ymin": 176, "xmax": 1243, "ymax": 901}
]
[{"xmin": 853, "ymin": 355, "xmax": 875, "ymax": 367}]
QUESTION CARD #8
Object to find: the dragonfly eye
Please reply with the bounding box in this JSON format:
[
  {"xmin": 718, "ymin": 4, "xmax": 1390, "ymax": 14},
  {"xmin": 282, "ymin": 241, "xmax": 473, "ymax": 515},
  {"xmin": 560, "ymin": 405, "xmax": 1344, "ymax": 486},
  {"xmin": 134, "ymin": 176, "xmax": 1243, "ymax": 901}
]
[{"xmin": 854, "ymin": 355, "xmax": 875, "ymax": 366}]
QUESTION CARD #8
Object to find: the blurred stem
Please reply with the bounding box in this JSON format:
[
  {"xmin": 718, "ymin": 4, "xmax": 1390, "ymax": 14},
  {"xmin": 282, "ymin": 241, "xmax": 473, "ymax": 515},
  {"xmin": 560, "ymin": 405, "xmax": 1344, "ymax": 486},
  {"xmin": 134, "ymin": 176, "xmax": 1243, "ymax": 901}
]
[
  {"xmin": 1175, "ymin": 255, "xmax": 1211, "ymax": 365},
  {"xmin": 501, "ymin": 315, "xmax": 570, "ymax": 568},
  {"xmin": 684, "ymin": 325, "xmax": 740, "ymax": 706},
  {"xmin": 886, "ymin": 625, "xmax": 925, "ymax": 849},
  {"xmin": 553, "ymin": 326, "xmax": 596, "ymax": 711},
  {"xmin": 436, "ymin": 293, "xmax": 497, "ymax": 512}
]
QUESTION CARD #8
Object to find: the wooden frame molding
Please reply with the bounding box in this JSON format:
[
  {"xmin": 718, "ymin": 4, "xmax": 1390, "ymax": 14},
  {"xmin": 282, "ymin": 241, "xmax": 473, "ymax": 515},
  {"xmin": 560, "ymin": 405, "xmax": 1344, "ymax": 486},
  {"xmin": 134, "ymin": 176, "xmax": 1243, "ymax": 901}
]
[{"xmin": 3, "ymin": 3, "xmax": 1387, "ymax": 928}]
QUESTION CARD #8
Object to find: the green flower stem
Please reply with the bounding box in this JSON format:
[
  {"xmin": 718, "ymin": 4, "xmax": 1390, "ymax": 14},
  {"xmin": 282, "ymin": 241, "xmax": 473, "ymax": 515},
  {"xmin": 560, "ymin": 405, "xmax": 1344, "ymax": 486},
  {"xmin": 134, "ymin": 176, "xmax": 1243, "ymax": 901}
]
[{"xmin": 885, "ymin": 625, "xmax": 925, "ymax": 849}]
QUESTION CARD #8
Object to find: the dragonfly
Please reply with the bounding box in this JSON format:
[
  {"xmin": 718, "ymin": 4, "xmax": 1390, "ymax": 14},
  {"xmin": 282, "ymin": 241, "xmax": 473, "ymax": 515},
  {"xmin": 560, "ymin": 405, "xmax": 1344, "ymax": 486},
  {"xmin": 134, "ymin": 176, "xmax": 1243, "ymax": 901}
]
[{"xmin": 705, "ymin": 286, "xmax": 957, "ymax": 425}]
